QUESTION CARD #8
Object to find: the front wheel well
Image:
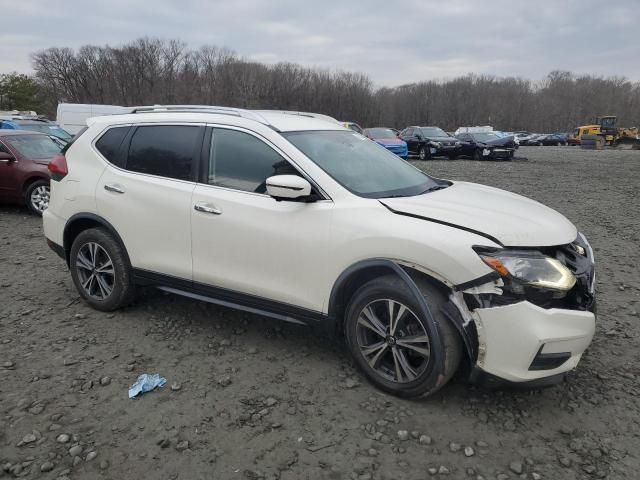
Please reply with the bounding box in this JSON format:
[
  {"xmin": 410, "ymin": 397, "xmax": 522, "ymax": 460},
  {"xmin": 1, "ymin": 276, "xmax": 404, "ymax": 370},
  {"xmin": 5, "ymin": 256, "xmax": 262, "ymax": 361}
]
[
  {"xmin": 329, "ymin": 261, "xmax": 451, "ymax": 332},
  {"xmin": 329, "ymin": 261, "xmax": 476, "ymax": 369}
]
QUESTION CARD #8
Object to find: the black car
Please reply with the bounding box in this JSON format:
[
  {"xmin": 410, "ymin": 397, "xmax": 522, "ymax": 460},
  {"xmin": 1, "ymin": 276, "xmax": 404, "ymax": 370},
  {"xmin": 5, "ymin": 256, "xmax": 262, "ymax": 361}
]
[
  {"xmin": 400, "ymin": 126, "xmax": 462, "ymax": 160},
  {"xmin": 455, "ymin": 132, "xmax": 516, "ymax": 160},
  {"xmin": 528, "ymin": 134, "xmax": 568, "ymax": 146}
]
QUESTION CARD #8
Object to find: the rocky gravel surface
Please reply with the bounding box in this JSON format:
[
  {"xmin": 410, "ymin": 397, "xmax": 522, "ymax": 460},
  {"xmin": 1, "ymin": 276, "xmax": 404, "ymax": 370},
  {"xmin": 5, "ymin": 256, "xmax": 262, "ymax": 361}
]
[{"xmin": 1, "ymin": 146, "xmax": 639, "ymax": 479}]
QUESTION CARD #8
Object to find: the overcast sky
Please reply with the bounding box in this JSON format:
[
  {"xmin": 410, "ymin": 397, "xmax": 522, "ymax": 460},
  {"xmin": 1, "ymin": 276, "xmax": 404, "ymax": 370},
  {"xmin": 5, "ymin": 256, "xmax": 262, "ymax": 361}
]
[{"xmin": 2, "ymin": 0, "xmax": 639, "ymax": 86}]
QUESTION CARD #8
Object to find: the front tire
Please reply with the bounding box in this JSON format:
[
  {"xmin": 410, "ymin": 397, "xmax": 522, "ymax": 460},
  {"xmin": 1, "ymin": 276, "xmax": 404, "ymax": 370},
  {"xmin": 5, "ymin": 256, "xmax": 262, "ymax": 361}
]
[
  {"xmin": 472, "ymin": 148, "xmax": 483, "ymax": 161},
  {"xmin": 24, "ymin": 179, "xmax": 50, "ymax": 216},
  {"xmin": 418, "ymin": 146, "xmax": 431, "ymax": 161},
  {"xmin": 70, "ymin": 228, "xmax": 135, "ymax": 311},
  {"xmin": 344, "ymin": 275, "xmax": 462, "ymax": 398}
]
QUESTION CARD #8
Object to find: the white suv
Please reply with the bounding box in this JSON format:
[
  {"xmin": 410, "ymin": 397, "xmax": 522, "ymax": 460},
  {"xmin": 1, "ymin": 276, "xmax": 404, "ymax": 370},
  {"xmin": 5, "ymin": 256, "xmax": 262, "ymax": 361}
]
[{"xmin": 43, "ymin": 106, "xmax": 596, "ymax": 398}]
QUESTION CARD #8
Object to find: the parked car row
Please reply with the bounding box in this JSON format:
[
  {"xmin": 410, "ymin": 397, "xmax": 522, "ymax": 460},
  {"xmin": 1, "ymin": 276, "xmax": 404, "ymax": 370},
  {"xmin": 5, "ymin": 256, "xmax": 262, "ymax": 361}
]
[
  {"xmin": 359, "ymin": 124, "xmax": 518, "ymax": 161},
  {"xmin": 516, "ymin": 132, "xmax": 569, "ymax": 146}
]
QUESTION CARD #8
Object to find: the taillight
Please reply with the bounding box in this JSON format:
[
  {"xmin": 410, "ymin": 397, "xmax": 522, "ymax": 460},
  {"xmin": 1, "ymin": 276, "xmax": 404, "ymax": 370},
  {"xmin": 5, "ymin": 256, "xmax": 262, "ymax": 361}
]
[{"xmin": 48, "ymin": 154, "xmax": 68, "ymax": 181}]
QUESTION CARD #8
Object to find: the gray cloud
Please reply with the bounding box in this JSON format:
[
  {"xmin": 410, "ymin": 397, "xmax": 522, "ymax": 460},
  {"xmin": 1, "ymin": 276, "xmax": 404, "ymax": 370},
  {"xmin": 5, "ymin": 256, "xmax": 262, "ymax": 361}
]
[{"xmin": 2, "ymin": 0, "xmax": 639, "ymax": 86}]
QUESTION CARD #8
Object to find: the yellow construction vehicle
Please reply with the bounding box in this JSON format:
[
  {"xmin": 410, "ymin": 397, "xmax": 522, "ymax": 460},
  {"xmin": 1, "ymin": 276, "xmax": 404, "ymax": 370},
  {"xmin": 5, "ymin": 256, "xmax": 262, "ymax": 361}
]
[{"xmin": 577, "ymin": 116, "xmax": 640, "ymax": 149}]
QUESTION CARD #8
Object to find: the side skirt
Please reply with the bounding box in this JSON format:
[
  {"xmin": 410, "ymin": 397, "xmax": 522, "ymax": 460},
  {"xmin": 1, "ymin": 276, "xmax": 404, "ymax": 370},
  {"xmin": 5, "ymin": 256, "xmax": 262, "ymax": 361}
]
[{"xmin": 132, "ymin": 268, "xmax": 329, "ymax": 327}]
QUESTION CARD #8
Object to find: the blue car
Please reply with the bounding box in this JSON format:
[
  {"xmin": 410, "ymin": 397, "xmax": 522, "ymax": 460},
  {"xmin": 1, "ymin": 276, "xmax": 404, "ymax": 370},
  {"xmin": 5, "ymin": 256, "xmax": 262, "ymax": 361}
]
[
  {"xmin": 364, "ymin": 127, "xmax": 408, "ymax": 159},
  {"xmin": 0, "ymin": 116, "xmax": 72, "ymax": 142}
]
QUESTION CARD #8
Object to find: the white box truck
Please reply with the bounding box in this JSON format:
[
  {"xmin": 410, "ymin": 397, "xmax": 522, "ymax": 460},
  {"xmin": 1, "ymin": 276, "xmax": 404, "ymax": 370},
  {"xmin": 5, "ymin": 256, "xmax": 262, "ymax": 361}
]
[{"xmin": 56, "ymin": 104, "xmax": 129, "ymax": 134}]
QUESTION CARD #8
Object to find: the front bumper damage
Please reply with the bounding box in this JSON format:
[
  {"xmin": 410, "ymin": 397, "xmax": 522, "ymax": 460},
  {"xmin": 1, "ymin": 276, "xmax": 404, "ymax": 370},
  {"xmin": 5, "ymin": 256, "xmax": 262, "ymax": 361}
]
[
  {"xmin": 472, "ymin": 301, "xmax": 595, "ymax": 383},
  {"xmin": 449, "ymin": 234, "xmax": 596, "ymax": 387}
]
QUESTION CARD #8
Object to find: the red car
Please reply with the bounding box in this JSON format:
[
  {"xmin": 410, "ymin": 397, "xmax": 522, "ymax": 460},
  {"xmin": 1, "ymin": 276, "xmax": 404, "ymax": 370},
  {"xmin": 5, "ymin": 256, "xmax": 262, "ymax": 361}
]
[{"xmin": 0, "ymin": 130, "xmax": 62, "ymax": 215}]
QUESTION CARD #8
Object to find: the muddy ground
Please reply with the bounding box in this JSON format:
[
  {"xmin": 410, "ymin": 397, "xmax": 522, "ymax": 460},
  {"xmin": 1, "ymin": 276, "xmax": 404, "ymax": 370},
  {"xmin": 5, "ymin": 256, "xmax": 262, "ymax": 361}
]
[{"xmin": 1, "ymin": 146, "xmax": 639, "ymax": 480}]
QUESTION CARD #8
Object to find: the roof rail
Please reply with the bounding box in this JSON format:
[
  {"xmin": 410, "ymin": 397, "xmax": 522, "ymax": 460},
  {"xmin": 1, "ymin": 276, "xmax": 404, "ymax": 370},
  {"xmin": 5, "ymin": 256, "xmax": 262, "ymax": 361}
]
[
  {"xmin": 129, "ymin": 105, "xmax": 274, "ymax": 127},
  {"xmin": 256, "ymin": 110, "xmax": 341, "ymax": 125}
]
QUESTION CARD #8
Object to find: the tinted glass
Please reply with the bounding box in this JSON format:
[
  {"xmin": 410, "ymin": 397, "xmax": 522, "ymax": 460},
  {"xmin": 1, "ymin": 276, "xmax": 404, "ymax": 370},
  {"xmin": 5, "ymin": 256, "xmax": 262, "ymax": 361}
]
[
  {"xmin": 209, "ymin": 128, "xmax": 298, "ymax": 193},
  {"xmin": 4, "ymin": 135, "xmax": 61, "ymax": 159},
  {"xmin": 126, "ymin": 126, "xmax": 199, "ymax": 181},
  {"xmin": 419, "ymin": 127, "xmax": 448, "ymax": 137},
  {"xmin": 95, "ymin": 126, "xmax": 129, "ymax": 165},
  {"xmin": 284, "ymin": 130, "xmax": 439, "ymax": 198}
]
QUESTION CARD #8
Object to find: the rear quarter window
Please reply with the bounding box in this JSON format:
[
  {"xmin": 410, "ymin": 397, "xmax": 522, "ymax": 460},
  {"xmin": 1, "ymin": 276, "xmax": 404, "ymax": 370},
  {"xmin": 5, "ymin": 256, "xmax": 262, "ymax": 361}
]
[{"xmin": 95, "ymin": 126, "xmax": 130, "ymax": 167}]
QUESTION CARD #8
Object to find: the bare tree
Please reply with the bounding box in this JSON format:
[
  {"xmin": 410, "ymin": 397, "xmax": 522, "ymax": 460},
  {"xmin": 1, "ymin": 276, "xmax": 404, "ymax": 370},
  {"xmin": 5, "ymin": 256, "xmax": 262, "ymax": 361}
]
[{"xmin": 29, "ymin": 38, "xmax": 640, "ymax": 132}]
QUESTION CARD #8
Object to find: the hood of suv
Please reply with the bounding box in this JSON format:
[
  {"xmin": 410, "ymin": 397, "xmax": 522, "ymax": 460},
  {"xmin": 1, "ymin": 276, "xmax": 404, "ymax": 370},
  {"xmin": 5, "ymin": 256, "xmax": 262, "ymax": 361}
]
[{"xmin": 380, "ymin": 181, "xmax": 577, "ymax": 247}]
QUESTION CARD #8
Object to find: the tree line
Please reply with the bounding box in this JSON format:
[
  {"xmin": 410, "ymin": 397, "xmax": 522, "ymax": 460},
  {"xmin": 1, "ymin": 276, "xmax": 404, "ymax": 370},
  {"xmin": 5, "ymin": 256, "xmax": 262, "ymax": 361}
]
[{"xmin": 4, "ymin": 37, "xmax": 639, "ymax": 132}]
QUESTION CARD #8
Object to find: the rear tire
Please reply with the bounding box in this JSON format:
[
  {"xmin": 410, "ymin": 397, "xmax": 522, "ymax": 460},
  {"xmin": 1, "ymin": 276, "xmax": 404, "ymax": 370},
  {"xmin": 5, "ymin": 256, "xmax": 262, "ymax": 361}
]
[
  {"xmin": 344, "ymin": 275, "xmax": 462, "ymax": 398},
  {"xmin": 69, "ymin": 228, "xmax": 135, "ymax": 311},
  {"xmin": 24, "ymin": 179, "xmax": 50, "ymax": 216}
]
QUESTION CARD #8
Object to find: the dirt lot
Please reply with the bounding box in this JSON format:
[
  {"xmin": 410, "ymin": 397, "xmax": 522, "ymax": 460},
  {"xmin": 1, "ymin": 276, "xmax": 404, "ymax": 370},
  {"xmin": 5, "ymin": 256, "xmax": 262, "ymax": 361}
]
[{"xmin": 1, "ymin": 146, "xmax": 639, "ymax": 480}]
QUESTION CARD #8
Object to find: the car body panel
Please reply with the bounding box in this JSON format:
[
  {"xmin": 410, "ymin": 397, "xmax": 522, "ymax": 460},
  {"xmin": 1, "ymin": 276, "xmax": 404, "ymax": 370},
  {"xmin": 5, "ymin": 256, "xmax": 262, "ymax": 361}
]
[
  {"xmin": 474, "ymin": 301, "xmax": 595, "ymax": 382},
  {"xmin": 379, "ymin": 181, "xmax": 577, "ymax": 247},
  {"xmin": 191, "ymin": 184, "xmax": 335, "ymax": 311}
]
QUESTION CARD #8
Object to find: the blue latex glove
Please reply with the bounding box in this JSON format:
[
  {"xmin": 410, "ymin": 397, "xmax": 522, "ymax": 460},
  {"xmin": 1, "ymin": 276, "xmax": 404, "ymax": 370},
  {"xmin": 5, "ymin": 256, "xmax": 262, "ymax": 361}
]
[{"xmin": 128, "ymin": 373, "xmax": 167, "ymax": 398}]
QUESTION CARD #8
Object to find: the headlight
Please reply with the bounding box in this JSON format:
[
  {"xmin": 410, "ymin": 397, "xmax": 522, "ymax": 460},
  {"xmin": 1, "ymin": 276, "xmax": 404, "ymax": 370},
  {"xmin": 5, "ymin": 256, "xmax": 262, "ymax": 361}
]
[
  {"xmin": 455, "ymin": 141, "xmax": 461, "ymax": 146},
  {"xmin": 477, "ymin": 249, "xmax": 576, "ymax": 292}
]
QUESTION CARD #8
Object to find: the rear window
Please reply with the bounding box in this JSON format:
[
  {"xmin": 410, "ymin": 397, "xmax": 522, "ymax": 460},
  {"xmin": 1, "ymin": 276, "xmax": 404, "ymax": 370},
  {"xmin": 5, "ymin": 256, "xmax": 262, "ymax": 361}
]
[
  {"xmin": 95, "ymin": 126, "xmax": 130, "ymax": 166},
  {"xmin": 125, "ymin": 125, "xmax": 200, "ymax": 181},
  {"xmin": 4, "ymin": 135, "xmax": 61, "ymax": 159}
]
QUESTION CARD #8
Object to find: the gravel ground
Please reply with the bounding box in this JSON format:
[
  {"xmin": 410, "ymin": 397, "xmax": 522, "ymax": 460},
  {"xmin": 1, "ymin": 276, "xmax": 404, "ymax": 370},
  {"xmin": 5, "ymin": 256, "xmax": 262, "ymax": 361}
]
[{"xmin": 1, "ymin": 146, "xmax": 639, "ymax": 480}]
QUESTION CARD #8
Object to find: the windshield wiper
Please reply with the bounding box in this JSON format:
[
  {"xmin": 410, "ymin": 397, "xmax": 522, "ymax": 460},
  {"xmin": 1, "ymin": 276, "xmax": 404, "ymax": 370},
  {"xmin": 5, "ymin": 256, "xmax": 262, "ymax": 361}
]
[{"xmin": 420, "ymin": 184, "xmax": 450, "ymax": 194}]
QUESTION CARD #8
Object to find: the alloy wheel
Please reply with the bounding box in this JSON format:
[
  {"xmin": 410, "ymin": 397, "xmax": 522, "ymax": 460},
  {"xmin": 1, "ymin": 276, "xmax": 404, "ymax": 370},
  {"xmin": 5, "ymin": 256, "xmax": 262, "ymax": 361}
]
[
  {"xmin": 75, "ymin": 242, "xmax": 115, "ymax": 300},
  {"xmin": 355, "ymin": 299, "xmax": 431, "ymax": 383},
  {"xmin": 30, "ymin": 185, "xmax": 50, "ymax": 213}
]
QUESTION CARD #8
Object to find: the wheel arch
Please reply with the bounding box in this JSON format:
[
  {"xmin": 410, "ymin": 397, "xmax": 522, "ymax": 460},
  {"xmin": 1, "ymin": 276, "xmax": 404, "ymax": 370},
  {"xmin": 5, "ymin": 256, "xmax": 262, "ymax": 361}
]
[
  {"xmin": 63, "ymin": 213, "xmax": 130, "ymax": 267},
  {"xmin": 328, "ymin": 258, "xmax": 478, "ymax": 369},
  {"xmin": 22, "ymin": 175, "xmax": 49, "ymax": 193}
]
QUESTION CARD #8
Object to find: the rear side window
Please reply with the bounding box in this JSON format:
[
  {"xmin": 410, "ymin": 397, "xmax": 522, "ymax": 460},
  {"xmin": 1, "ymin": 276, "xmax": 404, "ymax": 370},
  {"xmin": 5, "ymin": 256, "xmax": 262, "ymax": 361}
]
[
  {"xmin": 126, "ymin": 125, "xmax": 200, "ymax": 181},
  {"xmin": 208, "ymin": 128, "xmax": 299, "ymax": 193},
  {"xmin": 95, "ymin": 126, "xmax": 129, "ymax": 166}
]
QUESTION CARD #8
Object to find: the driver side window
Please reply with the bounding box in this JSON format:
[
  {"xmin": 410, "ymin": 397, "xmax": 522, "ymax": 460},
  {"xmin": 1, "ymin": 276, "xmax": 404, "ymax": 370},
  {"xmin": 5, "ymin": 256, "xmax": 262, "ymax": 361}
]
[{"xmin": 208, "ymin": 128, "xmax": 300, "ymax": 194}]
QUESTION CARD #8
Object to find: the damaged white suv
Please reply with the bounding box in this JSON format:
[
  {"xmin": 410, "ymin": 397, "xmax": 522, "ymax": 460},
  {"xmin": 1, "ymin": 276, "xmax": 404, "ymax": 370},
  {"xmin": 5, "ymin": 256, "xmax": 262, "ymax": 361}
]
[{"xmin": 43, "ymin": 106, "xmax": 596, "ymax": 398}]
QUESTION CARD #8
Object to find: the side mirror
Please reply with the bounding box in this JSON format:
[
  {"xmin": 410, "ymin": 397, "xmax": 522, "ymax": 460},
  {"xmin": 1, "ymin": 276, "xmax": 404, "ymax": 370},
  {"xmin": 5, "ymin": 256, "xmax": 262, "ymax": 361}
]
[
  {"xmin": 266, "ymin": 175, "xmax": 312, "ymax": 201},
  {"xmin": 0, "ymin": 152, "xmax": 15, "ymax": 162}
]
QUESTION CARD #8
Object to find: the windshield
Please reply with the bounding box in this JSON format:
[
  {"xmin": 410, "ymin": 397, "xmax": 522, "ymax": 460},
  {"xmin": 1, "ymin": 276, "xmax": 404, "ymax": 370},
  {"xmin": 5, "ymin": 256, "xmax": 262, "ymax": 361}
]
[
  {"xmin": 366, "ymin": 128, "xmax": 397, "ymax": 139},
  {"xmin": 5, "ymin": 134, "xmax": 62, "ymax": 159},
  {"xmin": 419, "ymin": 127, "xmax": 448, "ymax": 137},
  {"xmin": 284, "ymin": 130, "xmax": 439, "ymax": 198},
  {"xmin": 15, "ymin": 121, "xmax": 73, "ymax": 141},
  {"xmin": 471, "ymin": 133, "xmax": 499, "ymax": 142}
]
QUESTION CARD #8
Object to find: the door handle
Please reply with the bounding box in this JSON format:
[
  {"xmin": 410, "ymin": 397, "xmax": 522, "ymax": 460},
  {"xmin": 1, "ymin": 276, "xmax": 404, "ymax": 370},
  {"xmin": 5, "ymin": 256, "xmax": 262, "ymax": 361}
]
[
  {"xmin": 104, "ymin": 184, "xmax": 125, "ymax": 194},
  {"xmin": 194, "ymin": 203, "xmax": 222, "ymax": 215}
]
